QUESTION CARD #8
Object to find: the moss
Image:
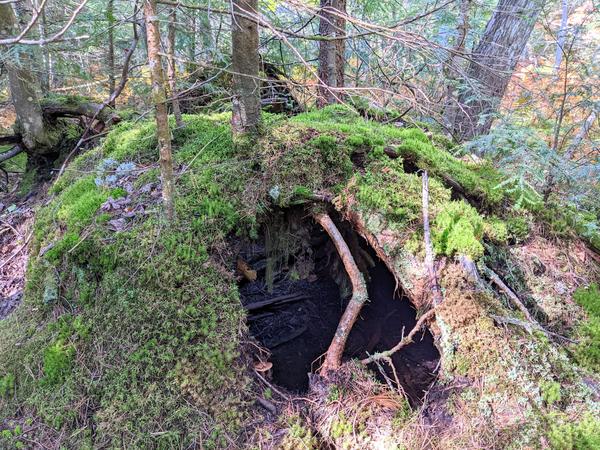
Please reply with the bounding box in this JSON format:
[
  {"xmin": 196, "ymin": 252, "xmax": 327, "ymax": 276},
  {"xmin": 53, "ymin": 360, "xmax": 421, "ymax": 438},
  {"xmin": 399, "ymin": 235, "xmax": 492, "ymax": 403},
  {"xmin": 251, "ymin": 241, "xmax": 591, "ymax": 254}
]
[
  {"xmin": 547, "ymin": 413, "xmax": 600, "ymax": 450},
  {"xmin": 573, "ymin": 284, "xmax": 600, "ymax": 371},
  {"xmin": 4, "ymin": 105, "xmax": 596, "ymax": 448},
  {"xmin": 539, "ymin": 380, "xmax": 561, "ymax": 406},
  {"xmin": 18, "ymin": 168, "xmax": 36, "ymax": 196},
  {"xmin": 432, "ymin": 201, "xmax": 485, "ymax": 258},
  {"xmin": 42, "ymin": 339, "xmax": 74, "ymax": 387}
]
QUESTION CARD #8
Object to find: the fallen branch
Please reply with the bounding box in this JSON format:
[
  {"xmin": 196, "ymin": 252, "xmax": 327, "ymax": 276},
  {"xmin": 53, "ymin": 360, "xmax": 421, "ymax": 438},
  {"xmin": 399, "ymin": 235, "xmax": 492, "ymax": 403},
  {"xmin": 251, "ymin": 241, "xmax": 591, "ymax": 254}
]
[
  {"xmin": 0, "ymin": 145, "xmax": 23, "ymax": 163},
  {"xmin": 483, "ymin": 266, "xmax": 533, "ymax": 322},
  {"xmin": 491, "ymin": 315, "xmax": 578, "ymax": 344},
  {"xmin": 314, "ymin": 212, "xmax": 369, "ymax": 374},
  {"xmin": 361, "ymin": 308, "xmax": 437, "ymax": 365},
  {"xmin": 244, "ymin": 293, "xmax": 308, "ymax": 312},
  {"xmin": 422, "ymin": 171, "xmax": 443, "ymax": 305}
]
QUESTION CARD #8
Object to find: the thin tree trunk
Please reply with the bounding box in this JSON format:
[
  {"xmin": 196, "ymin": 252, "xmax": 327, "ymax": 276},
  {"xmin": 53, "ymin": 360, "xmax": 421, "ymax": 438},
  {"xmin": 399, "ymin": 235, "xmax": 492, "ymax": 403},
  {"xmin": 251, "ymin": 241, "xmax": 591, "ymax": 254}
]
[
  {"xmin": 0, "ymin": 4, "xmax": 48, "ymax": 151},
  {"xmin": 334, "ymin": 0, "xmax": 346, "ymax": 101},
  {"xmin": 553, "ymin": 0, "xmax": 568, "ymax": 75},
  {"xmin": 107, "ymin": 0, "xmax": 116, "ymax": 107},
  {"xmin": 36, "ymin": 1, "xmax": 50, "ymax": 93},
  {"xmin": 231, "ymin": 0, "xmax": 261, "ymax": 136},
  {"xmin": 167, "ymin": 8, "xmax": 184, "ymax": 128},
  {"xmin": 317, "ymin": 0, "xmax": 336, "ymax": 106},
  {"xmin": 453, "ymin": 0, "xmax": 545, "ymax": 140},
  {"xmin": 186, "ymin": 10, "xmax": 196, "ymax": 77},
  {"xmin": 443, "ymin": 0, "xmax": 471, "ymax": 128},
  {"xmin": 144, "ymin": 0, "xmax": 175, "ymax": 220}
]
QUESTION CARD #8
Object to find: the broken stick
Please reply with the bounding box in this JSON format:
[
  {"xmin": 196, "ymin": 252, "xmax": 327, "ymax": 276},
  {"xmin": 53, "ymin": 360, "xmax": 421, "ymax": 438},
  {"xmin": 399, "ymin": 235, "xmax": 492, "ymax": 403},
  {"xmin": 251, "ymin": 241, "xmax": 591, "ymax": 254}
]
[
  {"xmin": 313, "ymin": 212, "xmax": 369, "ymax": 375},
  {"xmin": 361, "ymin": 308, "xmax": 436, "ymax": 365},
  {"xmin": 483, "ymin": 266, "xmax": 534, "ymax": 322},
  {"xmin": 422, "ymin": 171, "xmax": 443, "ymax": 305}
]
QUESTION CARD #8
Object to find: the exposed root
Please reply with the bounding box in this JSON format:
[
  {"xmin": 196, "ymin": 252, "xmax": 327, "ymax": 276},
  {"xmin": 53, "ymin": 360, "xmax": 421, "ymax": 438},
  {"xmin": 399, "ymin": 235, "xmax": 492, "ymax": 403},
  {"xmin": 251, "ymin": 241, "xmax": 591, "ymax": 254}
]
[{"xmin": 313, "ymin": 212, "xmax": 369, "ymax": 375}]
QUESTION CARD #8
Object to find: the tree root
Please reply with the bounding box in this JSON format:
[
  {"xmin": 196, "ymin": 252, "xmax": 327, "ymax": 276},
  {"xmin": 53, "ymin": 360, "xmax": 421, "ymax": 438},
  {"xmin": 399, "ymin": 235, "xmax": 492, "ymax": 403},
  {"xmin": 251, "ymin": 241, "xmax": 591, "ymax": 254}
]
[{"xmin": 313, "ymin": 212, "xmax": 369, "ymax": 375}]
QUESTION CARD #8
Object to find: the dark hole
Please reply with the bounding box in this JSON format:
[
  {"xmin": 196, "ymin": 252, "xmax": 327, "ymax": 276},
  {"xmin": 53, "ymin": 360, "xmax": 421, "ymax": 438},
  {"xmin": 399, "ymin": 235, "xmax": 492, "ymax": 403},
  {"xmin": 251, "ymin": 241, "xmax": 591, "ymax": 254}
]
[{"xmin": 238, "ymin": 209, "xmax": 440, "ymax": 404}]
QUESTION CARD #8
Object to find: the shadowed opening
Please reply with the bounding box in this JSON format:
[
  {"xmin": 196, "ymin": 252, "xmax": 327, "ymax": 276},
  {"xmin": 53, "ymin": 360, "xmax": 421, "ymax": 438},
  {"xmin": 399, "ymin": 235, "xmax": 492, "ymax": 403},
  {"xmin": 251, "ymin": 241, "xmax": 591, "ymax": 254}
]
[{"xmin": 238, "ymin": 208, "xmax": 440, "ymax": 403}]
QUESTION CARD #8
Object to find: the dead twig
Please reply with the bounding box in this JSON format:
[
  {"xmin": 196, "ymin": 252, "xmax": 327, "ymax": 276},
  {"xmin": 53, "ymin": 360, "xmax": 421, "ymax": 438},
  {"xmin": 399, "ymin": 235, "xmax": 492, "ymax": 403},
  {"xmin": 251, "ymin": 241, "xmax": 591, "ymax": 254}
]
[
  {"xmin": 0, "ymin": 232, "xmax": 32, "ymax": 271},
  {"xmin": 491, "ymin": 315, "xmax": 578, "ymax": 344},
  {"xmin": 314, "ymin": 212, "xmax": 369, "ymax": 375},
  {"xmin": 483, "ymin": 266, "xmax": 534, "ymax": 322},
  {"xmin": 422, "ymin": 171, "xmax": 443, "ymax": 305},
  {"xmin": 361, "ymin": 308, "xmax": 436, "ymax": 365}
]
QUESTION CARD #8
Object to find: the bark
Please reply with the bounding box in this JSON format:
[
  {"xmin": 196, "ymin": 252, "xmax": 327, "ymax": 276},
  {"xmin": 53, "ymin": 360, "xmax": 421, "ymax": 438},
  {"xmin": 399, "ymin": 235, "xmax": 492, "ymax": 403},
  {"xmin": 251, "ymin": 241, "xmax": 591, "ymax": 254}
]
[
  {"xmin": 317, "ymin": 0, "xmax": 336, "ymax": 107},
  {"xmin": 453, "ymin": 0, "xmax": 545, "ymax": 140},
  {"xmin": 107, "ymin": 0, "xmax": 116, "ymax": 107},
  {"xmin": 334, "ymin": 0, "xmax": 346, "ymax": 100},
  {"xmin": 422, "ymin": 171, "xmax": 443, "ymax": 306},
  {"xmin": 0, "ymin": 4, "xmax": 48, "ymax": 151},
  {"xmin": 35, "ymin": 0, "xmax": 50, "ymax": 93},
  {"xmin": 144, "ymin": 0, "xmax": 175, "ymax": 220},
  {"xmin": 231, "ymin": 0, "xmax": 261, "ymax": 135},
  {"xmin": 443, "ymin": 0, "xmax": 471, "ymax": 128},
  {"xmin": 314, "ymin": 212, "xmax": 369, "ymax": 375},
  {"xmin": 553, "ymin": 0, "xmax": 568, "ymax": 75},
  {"xmin": 167, "ymin": 8, "xmax": 184, "ymax": 128}
]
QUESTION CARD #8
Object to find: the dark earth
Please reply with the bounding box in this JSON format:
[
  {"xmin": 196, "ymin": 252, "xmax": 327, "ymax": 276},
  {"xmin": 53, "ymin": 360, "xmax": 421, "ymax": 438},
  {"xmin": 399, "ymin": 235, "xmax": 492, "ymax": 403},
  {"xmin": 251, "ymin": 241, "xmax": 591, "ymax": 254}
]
[{"xmin": 239, "ymin": 213, "xmax": 440, "ymax": 404}]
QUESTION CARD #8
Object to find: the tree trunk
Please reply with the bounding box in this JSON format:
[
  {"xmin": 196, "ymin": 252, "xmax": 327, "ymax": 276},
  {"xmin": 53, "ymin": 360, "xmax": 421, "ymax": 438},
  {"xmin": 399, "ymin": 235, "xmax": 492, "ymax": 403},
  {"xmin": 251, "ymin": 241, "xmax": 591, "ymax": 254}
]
[
  {"xmin": 334, "ymin": 0, "xmax": 346, "ymax": 101},
  {"xmin": 35, "ymin": 0, "xmax": 51, "ymax": 93},
  {"xmin": 452, "ymin": 0, "xmax": 545, "ymax": 140},
  {"xmin": 144, "ymin": 0, "xmax": 175, "ymax": 220},
  {"xmin": 107, "ymin": 0, "xmax": 116, "ymax": 107},
  {"xmin": 553, "ymin": 0, "xmax": 568, "ymax": 75},
  {"xmin": 231, "ymin": 0, "xmax": 261, "ymax": 136},
  {"xmin": 317, "ymin": 0, "xmax": 336, "ymax": 107},
  {"xmin": 443, "ymin": 0, "xmax": 471, "ymax": 128},
  {"xmin": 167, "ymin": 8, "xmax": 184, "ymax": 128},
  {"xmin": 0, "ymin": 4, "xmax": 48, "ymax": 151}
]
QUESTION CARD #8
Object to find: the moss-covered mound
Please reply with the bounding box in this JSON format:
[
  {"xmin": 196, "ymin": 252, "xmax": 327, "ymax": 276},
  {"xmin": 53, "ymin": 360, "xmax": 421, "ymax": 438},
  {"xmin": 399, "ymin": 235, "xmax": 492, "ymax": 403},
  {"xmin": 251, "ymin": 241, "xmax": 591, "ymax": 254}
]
[{"xmin": 0, "ymin": 106, "xmax": 599, "ymax": 449}]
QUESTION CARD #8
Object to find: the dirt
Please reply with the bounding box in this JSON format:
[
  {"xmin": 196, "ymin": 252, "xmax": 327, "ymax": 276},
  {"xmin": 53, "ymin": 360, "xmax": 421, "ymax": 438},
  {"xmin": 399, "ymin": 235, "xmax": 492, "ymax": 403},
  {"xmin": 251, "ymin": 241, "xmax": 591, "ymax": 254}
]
[
  {"xmin": 239, "ymin": 211, "xmax": 440, "ymax": 402},
  {"xmin": 0, "ymin": 189, "xmax": 39, "ymax": 320}
]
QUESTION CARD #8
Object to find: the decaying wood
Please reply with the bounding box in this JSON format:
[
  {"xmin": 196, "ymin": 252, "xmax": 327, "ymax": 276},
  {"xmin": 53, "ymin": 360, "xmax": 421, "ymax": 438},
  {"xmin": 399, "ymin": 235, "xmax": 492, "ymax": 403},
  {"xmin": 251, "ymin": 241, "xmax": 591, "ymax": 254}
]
[
  {"xmin": 361, "ymin": 308, "xmax": 436, "ymax": 365},
  {"xmin": 244, "ymin": 293, "xmax": 308, "ymax": 312},
  {"xmin": 422, "ymin": 171, "xmax": 443, "ymax": 306},
  {"xmin": 314, "ymin": 212, "xmax": 369, "ymax": 375},
  {"xmin": 483, "ymin": 266, "xmax": 533, "ymax": 322}
]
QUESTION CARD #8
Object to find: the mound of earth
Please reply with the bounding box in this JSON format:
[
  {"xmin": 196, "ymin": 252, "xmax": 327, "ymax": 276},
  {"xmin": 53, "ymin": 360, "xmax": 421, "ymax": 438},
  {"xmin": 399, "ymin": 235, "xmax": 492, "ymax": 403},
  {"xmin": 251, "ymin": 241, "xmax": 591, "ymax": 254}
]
[{"xmin": 0, "ymin": 106, "xmax": 599, "ymax": 449}]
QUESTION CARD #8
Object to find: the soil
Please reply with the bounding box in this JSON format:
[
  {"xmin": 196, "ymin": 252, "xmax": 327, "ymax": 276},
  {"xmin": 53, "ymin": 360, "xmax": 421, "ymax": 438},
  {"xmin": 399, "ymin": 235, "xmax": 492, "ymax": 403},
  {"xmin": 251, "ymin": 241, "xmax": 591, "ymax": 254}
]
[{"xmin": 239, "ymin": 211, "xmax": 440, "ymax": 402}]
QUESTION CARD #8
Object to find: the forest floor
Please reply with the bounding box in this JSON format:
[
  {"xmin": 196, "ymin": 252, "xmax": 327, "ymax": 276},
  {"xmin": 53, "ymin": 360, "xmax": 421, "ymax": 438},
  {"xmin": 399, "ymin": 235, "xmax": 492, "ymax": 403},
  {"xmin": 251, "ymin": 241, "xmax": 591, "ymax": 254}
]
[{"xmin": 0, "ymin": 179, "xmax": 41, "ymax": 319}]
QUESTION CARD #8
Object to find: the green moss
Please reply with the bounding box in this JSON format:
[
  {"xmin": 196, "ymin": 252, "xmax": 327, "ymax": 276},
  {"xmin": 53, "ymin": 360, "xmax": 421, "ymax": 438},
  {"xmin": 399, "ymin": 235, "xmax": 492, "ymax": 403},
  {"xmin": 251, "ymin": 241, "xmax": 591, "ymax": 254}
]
[
  {"xmin": 432, "ymin": 201, "xmax": 485, "ymax": 258},
  {"xmin": 573, "ymin": 284, "xmax": 600, "ymax": 371},
  {"xmin": 483, "ymin": 217, "xmax": 509, "ymax": 244},
  {"xmin": 18, "ymin": 168, "xmax": 36, "ymax": 196},
  {"xmin": 42, "ymin": 340, "xmax": 74, "ymax": 386},
  {"xmin": 506, "ymin": 215, "xmax": 531, "ymax": 242},
  {"xmin": 547, "ymin": 413, "xmax": 600, "ymax": 450},
  {"xmin": 539, "ymin": 380, "xmax": 561, "ymax": 406}
]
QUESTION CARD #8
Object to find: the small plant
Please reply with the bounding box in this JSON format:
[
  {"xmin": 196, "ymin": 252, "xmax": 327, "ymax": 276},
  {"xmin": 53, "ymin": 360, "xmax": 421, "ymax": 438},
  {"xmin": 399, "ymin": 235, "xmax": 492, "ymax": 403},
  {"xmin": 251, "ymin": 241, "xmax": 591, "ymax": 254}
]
[
  {"xmin": 0, "ymin": 374, "xmax": 15, "ymax": 397},
  {"xmin": 42, "ymin": 340, "xmax": 74, "ymax": 386},
  {"xmin": 540, "ymin": 380, "xmax": 561, "ymax": 406}
]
